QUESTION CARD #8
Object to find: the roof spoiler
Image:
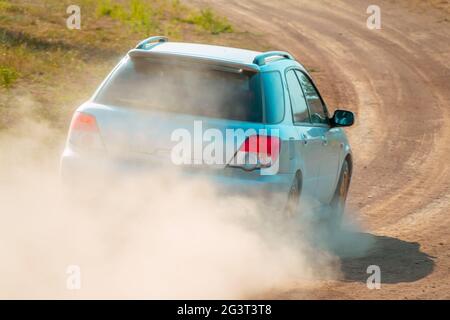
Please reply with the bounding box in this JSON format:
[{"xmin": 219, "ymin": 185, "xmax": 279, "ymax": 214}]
[
  {"xmin": 128, "ymin": 49, "xmax": 260, "ymax": 73},
  {"xmin": 253, "ymin": 51, "xmax": 294, "ymax": 66},
  {"xmin": 134, "ymin": 36, "xmax": 294, "ymax": 68}
]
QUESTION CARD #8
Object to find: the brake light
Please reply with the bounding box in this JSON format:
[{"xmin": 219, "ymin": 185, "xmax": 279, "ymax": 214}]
[
  {"xmin": 71, "ymin": 112, "xmax": 98, "ymax": 132},
  {"xmin": 68, "ymin": 111, "xmax": 104, "ymax": 151},
  {"xmin": 229, "ymin": 135, "xmax": 281, "ymax": 170}
]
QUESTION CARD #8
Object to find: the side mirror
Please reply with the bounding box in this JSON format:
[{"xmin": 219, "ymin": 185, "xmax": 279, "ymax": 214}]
[{"xmin": 332, "ymin": 109, "xmax": 354, "ymax": 127}]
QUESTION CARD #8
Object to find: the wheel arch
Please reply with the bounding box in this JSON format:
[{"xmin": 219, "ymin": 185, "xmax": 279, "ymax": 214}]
[{"xmin": 344, "ymin": 153, "xmax": 353, "ymax": 178}]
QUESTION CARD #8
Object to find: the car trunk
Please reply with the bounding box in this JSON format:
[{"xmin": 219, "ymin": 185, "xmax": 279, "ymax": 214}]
[{"xmin": 81, "ymin": 103, "xmax": 266, "ymax": 170}]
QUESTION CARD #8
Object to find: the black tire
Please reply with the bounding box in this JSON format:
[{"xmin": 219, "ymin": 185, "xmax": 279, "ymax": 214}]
[
  {"xmin": 329, "ymin": 159, "xmax": 351, "ymax": 228},
  {"xmin": 285, "ymin": 173, "xmax": 302, "ymax": 219}
]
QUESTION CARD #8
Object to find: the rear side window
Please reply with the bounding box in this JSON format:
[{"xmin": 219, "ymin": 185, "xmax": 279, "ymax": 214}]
[
  {"xmin": 95, "ymin": 58, "xmax": 263, "ymax": 123},
  {"xmin": 261, "ymin": 71, "xmax": 285, "ymax": 124},
  {"xmin": 286, "ymin": 70, "xmax": 310, "ymax": 124},
  {"xmin": 295, "ymin": 71, "xmax": 329, "ymax": 125}
]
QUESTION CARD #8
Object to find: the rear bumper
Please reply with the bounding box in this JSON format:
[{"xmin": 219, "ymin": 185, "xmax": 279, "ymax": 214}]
[{"xmin": 60, "ymin": 147, "xmax": 294, "ymax": 209}]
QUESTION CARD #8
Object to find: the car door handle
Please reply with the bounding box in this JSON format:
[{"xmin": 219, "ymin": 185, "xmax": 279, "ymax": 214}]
[{"xmin": 301, "ymin": 133, "xmax": 308, "ymax": 145}]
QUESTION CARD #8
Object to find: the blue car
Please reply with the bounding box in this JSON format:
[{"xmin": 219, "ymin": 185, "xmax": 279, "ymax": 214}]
[{"xmin": 61, "ymin": 36, "xmax": 354, "ymax": 222}]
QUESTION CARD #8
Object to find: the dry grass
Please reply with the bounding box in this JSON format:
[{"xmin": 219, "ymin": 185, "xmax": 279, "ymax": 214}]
[{"xmin": 0, "ymin": 0, "xmax": 264, "ymax": 131}]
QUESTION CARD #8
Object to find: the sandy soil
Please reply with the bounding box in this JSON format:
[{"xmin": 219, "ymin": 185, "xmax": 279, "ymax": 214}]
[{"xmin": 191, "ymin": 0, "xmax": 450, "ymax": 299}]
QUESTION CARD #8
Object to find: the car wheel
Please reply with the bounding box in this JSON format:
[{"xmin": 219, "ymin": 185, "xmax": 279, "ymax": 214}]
[
  {"xmin": 285, "ymin": 173, "xmax": 302, "ymax": 219},
  {"xmin": 330, "ymin": 159, "xmax": 351, "ymax": 227}
]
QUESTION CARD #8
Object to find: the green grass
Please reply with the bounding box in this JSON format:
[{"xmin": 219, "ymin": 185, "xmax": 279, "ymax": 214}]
[
  {"xmin": 0, "ymin": 0, "xmax": 11, "ymax": 11},
  {"xmin": 95, "ymin": 0, "xmax": 232, "ymax": 35},
  {"xmin": 186, "ymin": 8, "xmax": 233, "ymax": 34},
  {"xmin": 96, "ymin": 0, "xmax": 119, "ymax": 17},
  {"xmin": 0, "ymin": 66, "xmax": 18, "ymax": 88},
  {"xmin": 96, "ymin": 0, "xmax": 156, "ymax": 33}
]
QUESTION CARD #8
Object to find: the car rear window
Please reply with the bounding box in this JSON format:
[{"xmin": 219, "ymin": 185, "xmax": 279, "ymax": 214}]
[{"xmin": 94, "ymin": 58, "xmax": 263, "ymax": 123}]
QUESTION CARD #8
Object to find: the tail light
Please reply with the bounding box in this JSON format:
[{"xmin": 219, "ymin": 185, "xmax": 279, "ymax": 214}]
[
  {"xmin": 229, "ymin": 135, "xmax": 281, "ymax": 170},
  {"xmin": 68, "ymin": 111, "xmax": 104, "ymax": 151}
]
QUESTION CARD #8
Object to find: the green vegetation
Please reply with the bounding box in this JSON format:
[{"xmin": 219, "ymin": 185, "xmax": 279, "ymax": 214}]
[
  {"xmin": 96, "ymin": 0, "xmax": 157, "ymax": 33},
  {"xmin": 186, "ymin": 8, "xmax": 233, "ymax": 34},
  {"xmin": 94, "ymin": 0, "xmax": 232, "ymax": 35},
  {"xmin": 96, "ymin": 0, "xmax": 119, "ymax": 17},
  {"xmin": 0, "ymin": 0, "xmax": 11, "ymax": 11},
  {"xmin": 0, "ymin": 66, "xmax": 18, "ymax": 88}
]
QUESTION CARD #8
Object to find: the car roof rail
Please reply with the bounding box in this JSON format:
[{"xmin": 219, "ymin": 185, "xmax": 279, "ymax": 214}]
[
  {"xmin": 136, "ymin": 36, "xmax": 169, "ymax": 49},
  {"xmin": 253, "ymin": 51, "xmax": 294, "ymax": 66}
]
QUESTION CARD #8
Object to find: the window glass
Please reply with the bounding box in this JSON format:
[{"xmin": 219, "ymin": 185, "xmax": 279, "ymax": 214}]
[
  {"xmin": 95, "ymin": 59, "xmax": 263, "ymax": 122},
  {"xmin": 285, "ymin": 70, "xmax": 310, "ymax": 124},
  {"xmin": 296, "ymin": 71, "xmax": 328, "ymax": 125}
]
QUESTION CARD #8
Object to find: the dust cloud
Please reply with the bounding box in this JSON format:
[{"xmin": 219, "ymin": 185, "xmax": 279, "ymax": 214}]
[{"xmin": 0, "ymin": 97, "xmax": 373, "ymax": 299}]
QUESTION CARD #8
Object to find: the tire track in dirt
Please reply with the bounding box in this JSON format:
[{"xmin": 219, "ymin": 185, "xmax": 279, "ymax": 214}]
[{"xmin": 190, "ymin": 0, "xmax": 450, "ymax": 299}]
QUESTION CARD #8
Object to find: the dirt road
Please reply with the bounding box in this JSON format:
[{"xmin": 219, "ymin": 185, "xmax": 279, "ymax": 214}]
[{"xmin": 191, "ymin": 0, "xmax": 450, "ymax": 299}]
